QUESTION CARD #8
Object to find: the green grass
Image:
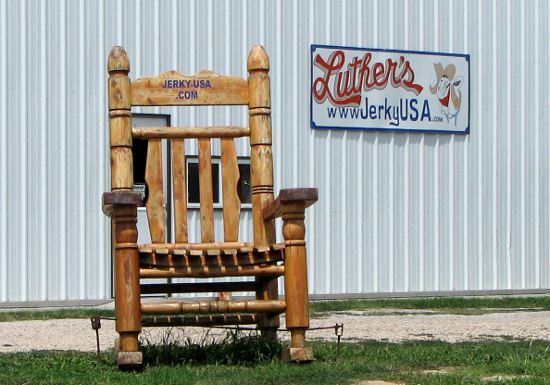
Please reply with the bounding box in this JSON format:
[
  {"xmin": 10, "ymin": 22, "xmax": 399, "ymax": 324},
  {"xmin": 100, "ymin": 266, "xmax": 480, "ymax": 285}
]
[
  {"xmin": 0, "ymin": 340, "xmax": 549, "ymax": 384},
  {"xmin": 1, "ymin": 296, "xmax": 549, "ymax": 323},
  {"xmin": 309, "ymin": 296, "xmax": 550, "ymax": 315},
  {"xmin": 1, "ymin": 298, "xmax": 549, "ymax": 384},
  {"xmin": 0, "ymin": 309, "xmax": 115, "ymax": 322}
]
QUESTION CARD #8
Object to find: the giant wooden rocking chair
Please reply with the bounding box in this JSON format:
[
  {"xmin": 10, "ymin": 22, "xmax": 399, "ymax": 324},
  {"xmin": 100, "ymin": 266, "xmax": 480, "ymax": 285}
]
[{"xmin": 102, "ymin": 45, "xmax": 318, "ymax": 369}]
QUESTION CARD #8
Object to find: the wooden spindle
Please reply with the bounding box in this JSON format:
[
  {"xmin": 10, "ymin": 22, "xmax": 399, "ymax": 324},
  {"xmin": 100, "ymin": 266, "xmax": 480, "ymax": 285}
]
[
  {"xmin": 145, "ymin": 139, "xmax": 166, "ymax": 243},
  {"xmin": 172, "ymin": 139, "xmax": 188, "ymax": 243},
  {"xmin": 198, "ymin": 138, "xmax": 214, "ymax": 243},
  {"xmin": 221, "ymin": 139, "xmax": 241, "ymax": 242}
]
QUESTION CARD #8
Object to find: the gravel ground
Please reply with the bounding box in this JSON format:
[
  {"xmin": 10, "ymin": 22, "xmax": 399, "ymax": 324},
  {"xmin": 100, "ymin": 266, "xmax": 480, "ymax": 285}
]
[{"xmin": 1, "ymin": 309, "xmax": 549, "ymax": 353}]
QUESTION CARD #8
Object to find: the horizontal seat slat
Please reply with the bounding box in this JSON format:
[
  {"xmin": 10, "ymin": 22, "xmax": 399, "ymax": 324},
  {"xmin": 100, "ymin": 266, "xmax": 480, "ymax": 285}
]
[
  {"xmin": 139, "ymin": 244, "xmax": 284, "ymax": 268},
  {"xmin": 139, "ymin": 242, "xmax": 254, "ymax": 252},
  {"xmin": 132, "ymin": 126, "xmax": 250, "ymax": 139},
  {"xmin": 142, "ymin": 314, "xmax": 258, "ymax": 327},
  {"xmin": 139, "ymin": 265, "xmax": 284, "ymax": 279}
]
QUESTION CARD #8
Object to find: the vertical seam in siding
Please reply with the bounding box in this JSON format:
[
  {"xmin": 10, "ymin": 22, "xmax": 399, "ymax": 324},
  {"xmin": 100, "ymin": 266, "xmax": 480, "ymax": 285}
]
[
  {"xmin": 419, "ymin": 0, "xmax": 425, "ymax": 292},
  {"xmin": 172, "ymin": 0, "xmax": 179, "ymax": 127},
  {"xmin": 207, "ymin": 0, "xmax": 212, "ymax": 128},
  {"xmin": 463, "ymin": 0, "xmax": 469, "ymax": 290},
  {"xmin": 155, "ymin": 0, "xmax": 160, "ymax": 119},
  {"xmin": 356, "ymin": 0, "xmax": 363, "ymax": 293},
  {"xmin": 260, "ymin": 0, "xmax": 265, "ymax": 43},
  {"xmin": 505, "ymin": 0, "xmax": 512, "ymax": 289},
  {"xmin": 308, "ymin": 0, "xmax": 316, "ymax": 291},
  {"xmin": 476, "ymin": 0, "xmax": 484, "ymax": 290},
  {"xmin": 275, "ymin": 0, "xmax": 281, "ymax": 204},
  {"xmin": 533, "ymin": 0, "xmax": 550, "ymax": 288},
  {"xmin": 372, "ymin": 0, "xmax": 378, "ymax": 292},
  {"xmin": 403, "ymin": 0, "xmax": 410, "ymax": 292},
  {"xmin": 135, "ymin": 0, "xmax": 141, "ymax": 77},
  {"xmin": 388, "ymin": 0, "xmax": 394, "ymax": 292},
  {"xmin": 491, "ymin": 0, "xmax": 497, "ymax": 290},
  {"xmin": 116, "ymin": 0, "xmax": 122, "ymax": 43},
  {"xmin": 433, "ymin": 0, "xmax": 440, "ymax": 291},
  {"xmin": 20, "ymin": 0, "xmax": 28, "ymax": 301},
  {"xmin": 519, "ymin": 0, "xmax": 526, "ymax": 289},
  {"xmin": 60, "ymin": 0, "xmax": 67, "ymax": 299},
  {"xmin": 40, "ymin": 0, "xmax": 48, "ymax": 300},
  {"xmin": 79, "ymin": 0, "xmax": 86, "ymax": 298},
  {"xmin": 324, "ymin": 0, "xmax": 331, "ymax": 294},
  {"xmin": 1, "ymin": 0, "xmax": 8, "ymax": 302},
  {"xmin": 292, "ymin": 0, "xmax": 298, "ymax": 187},
  {"xmin": 448, "ymin": 4, "xmax": 455, "ymax": 291},
  {"xmin": 98, "ymin": 0, "xmax": 106, "ymax": 298}
]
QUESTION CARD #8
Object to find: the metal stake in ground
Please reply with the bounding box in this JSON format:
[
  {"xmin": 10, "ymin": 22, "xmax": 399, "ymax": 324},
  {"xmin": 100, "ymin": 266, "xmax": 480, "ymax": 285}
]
[
  {"xmin": 335, "ymin": 323, "xmax": 344, "ymax": 359},
  {"xmin": 91, "ymin": 316, "xmax": 102, "ymax": 363}
]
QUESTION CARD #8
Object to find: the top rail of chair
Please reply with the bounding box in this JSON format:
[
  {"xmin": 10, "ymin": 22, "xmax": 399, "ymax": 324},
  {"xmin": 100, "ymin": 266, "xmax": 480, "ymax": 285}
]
[{"xmin": 130, "ymin": 70, "xmax": 249, "ymax": 106}]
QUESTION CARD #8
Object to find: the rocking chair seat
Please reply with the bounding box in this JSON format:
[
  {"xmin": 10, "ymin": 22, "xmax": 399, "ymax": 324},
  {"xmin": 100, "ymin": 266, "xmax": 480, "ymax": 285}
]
[{"xmin": 138, "ymin": 242, "xmax": 285, "ymax": 278}]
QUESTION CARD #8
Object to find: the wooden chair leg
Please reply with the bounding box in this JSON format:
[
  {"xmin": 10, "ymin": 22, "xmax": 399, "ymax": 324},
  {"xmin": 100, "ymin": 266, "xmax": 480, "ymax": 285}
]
[
  {"xmin": 281, "ymin": 202, "xmax": 314, "ymax": 362},
  {"xmin": 255, "ymin": 276, "xmax": 280, "ymax": 340},
  {"xmin": 113, "ymin": 205, "xmax": 143, "ymax": 370}
]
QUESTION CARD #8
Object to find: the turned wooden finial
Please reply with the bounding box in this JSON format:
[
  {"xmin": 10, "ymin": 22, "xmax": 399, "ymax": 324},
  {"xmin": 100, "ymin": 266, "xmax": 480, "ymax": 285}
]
[
  {"xmin": 247, "ymin": 45, "xmax": 269, "ymax": 71},
  {"xmin": 108, "ymin": 46, "xmax": 130, "ymax": 73}
]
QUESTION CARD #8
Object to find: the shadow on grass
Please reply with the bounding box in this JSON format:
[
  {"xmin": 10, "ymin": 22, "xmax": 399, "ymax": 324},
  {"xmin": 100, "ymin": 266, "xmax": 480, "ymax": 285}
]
[{"xmin": 140, "ymin": 329, "xmax": 282, "ymax": 367}]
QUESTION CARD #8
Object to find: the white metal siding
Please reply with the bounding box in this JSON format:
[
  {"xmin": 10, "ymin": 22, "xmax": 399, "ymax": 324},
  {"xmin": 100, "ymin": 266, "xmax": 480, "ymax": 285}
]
[{"xmin": 0, "ymin": 0, "xmax": 548, "ymax": 303}]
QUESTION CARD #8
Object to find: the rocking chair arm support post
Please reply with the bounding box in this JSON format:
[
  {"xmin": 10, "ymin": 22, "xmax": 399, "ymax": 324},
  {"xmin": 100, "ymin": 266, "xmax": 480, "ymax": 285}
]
[
  {"xmin": 101, "ymin": 191, "xmax": 143, "ymax": 366},
  {"xmin": 263, "ymin": 188, "xmax": 317, "ymax": 356}
]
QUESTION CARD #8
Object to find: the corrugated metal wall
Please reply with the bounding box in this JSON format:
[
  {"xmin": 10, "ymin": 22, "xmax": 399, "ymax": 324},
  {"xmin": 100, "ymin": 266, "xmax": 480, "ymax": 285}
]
[{"xmin": 0, "ymin": 0, "xmax": 548, "ymax": 303}]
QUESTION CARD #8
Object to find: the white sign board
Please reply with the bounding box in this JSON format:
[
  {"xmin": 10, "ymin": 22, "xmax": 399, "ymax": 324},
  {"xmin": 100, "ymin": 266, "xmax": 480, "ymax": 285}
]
[{"xmin": 311, "ymin": 45, "xmax": 470, "ymax": 134}]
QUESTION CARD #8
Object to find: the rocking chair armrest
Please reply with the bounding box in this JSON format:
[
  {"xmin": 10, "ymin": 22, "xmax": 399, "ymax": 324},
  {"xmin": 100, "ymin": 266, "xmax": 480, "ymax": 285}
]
[
  {"xmin": 262, "ymin": 188, "xmax": 318, "ymax": 221},
  {"xmin": 102, "ymin": 191, "xmax": 144, "ymax": 217}
]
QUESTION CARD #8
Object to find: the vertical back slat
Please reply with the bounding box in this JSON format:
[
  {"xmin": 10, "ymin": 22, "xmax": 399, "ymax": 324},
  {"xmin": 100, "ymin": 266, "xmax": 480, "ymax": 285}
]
[
  {"xmin": 171, "ymin": 139, "xmax": 188, "ymax": 243},
  {"xmin": 145, "ymin": 139, "xmax": 166, "ymax": 243},
  {"xmin": 198, "ymin": 138, "xmax": 215, "ymax": 242},
  {"xmin": 221, "ymin": 139, "xmax": 241, "ymax": 242}
]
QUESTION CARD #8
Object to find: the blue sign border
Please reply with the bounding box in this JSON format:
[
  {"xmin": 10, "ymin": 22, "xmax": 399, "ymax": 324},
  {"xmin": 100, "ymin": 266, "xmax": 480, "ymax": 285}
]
[{"xmin": 310, "ymin": 44, "xmax": 471, "ymax": 135}]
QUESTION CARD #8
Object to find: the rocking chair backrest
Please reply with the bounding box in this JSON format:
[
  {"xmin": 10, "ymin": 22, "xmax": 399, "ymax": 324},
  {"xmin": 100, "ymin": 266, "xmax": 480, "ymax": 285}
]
[{"xmin": 107, "ymin": 45, "xmax": 275, "ymax": 247}]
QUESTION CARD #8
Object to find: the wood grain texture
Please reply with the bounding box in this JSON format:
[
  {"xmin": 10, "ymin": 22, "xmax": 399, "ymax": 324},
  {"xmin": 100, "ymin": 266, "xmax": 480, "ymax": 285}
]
[
  {"xmin": 142, "ymin": 314, "xmax": 258, "ymax": 327},
  {"xmin": 141, "ymin": 300, "xmax": 286, "ymax": 315},
  {"xmin": 171, "ymin": 139, "xmax": 187, "ymax": 243},
  {"xmin": 102, "ymin": 191, "xmax": 143, "ymax": 217},
  {"xmin": 145, "ymin": 139, "xmax": 165, "ymax": 243},
  {"xmin": 198, "ymin": 139, "xmax": 214, "ymax": 242},
  {"xmin": 221, "ymin": 139, "xmax": 241, "ymax": 242},
  {"xmin": 247, "ymin": 45, "xmax": 280, "ymax": 333},
  {"xmin": 262, "ymin": 188, "xmax": 319, "ymax": 220},
  {"xmin": 131, "ymin": 70, "xmax": 248, "ymax": 106},
  {"xmin": 139, "ymin": 265, "xmax": 284, "ymax": 279},
  {"xmin": 281, "ymin": 201, "xmax": 310, "ymax": 349},
  {"xmin": 133, "ymin": 126, "xmax": 250, "ymax": 139},
  {"xmin": 139, "ymin": 245, "xmax": 284, "ymax": 268}
]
